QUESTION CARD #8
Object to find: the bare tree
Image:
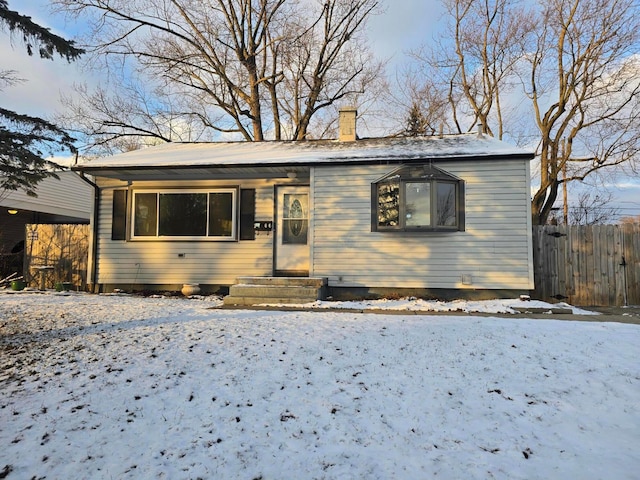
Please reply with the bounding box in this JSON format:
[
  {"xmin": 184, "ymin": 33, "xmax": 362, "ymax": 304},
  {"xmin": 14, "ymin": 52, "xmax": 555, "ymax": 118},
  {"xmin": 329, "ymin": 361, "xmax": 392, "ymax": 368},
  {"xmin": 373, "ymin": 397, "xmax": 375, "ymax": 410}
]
[
  {"xmin": 393, "ymin": 64, "xmax": 451, "ymax": 137},
  {"xmin": 410, "ymin": 0, "xmax": 640, "ymax": 225},
  {"xmin": 380, "ymin": 59, "xmax": 452, "ymax": 138},
  {"xmin": 411, "ymin": 0, "xmax": 535, "ymax": 137},
  {"xmin": 566, "ymin": 191, "xmax": 620, "ymax": 225},
  {"xmin": 54, "ymin": 0, "xmax": 382, "ymax": 149},
  {"xmin": 454, "ymin": 0, "xmax": 536, "ymax": 138},
  {"xmin": 278, "ymin": 1, "xmax": 384, "ymax": 140},
  {"xmin": 527, "ymin": 0, "xmax": 640, "ymax": 225},
  {"xmin": 58, "ymin": 81, "xmax": 214, "ymax": 156},
  {"xmin": 0, "ymin": 69, "xmax": 21, "ymax": 89}
]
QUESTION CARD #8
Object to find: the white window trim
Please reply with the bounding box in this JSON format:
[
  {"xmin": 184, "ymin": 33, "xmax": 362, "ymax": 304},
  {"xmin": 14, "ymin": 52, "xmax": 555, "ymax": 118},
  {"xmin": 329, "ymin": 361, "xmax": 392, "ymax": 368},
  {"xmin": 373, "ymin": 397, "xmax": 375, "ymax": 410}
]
[{"xmin": 130, "ymin": 188, "xmax": 238, "ymax": 241}]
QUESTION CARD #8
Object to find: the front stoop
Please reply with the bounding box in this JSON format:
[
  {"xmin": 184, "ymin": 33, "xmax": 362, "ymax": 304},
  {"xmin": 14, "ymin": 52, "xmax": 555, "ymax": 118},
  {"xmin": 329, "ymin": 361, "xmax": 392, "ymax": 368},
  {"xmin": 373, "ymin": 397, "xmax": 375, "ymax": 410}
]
[{"xmin": 223, "ymin": 277, "xmax": 328, "ymax": 306}]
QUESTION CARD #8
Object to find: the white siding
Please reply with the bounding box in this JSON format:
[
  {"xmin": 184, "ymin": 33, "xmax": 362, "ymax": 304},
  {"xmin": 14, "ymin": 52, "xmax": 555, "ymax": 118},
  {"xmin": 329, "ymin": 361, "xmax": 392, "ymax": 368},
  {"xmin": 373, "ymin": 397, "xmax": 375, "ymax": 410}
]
[
  {"xmin": 94, "ymin": 178, "xmax": 277, "ymax": 286},
  {"xmin": 311, "ymin": 160, "xmax": 534, "ymax": 290}
]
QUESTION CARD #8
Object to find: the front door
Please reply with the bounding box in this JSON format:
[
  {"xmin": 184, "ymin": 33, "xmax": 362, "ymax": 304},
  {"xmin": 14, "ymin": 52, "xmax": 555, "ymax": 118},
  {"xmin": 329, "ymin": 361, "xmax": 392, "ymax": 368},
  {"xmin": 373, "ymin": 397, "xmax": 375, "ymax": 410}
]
[{"xmin": 275, "ymin": 185, "xmax": 310, "ymax": 275}]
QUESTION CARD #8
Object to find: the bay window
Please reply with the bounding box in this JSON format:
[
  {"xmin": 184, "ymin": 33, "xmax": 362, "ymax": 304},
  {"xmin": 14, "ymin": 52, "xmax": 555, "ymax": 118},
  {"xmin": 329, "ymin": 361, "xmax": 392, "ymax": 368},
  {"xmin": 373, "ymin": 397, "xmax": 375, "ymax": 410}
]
[{"xmin": 373, "ymin": 164, "xmax": 464, "ymax": 232}]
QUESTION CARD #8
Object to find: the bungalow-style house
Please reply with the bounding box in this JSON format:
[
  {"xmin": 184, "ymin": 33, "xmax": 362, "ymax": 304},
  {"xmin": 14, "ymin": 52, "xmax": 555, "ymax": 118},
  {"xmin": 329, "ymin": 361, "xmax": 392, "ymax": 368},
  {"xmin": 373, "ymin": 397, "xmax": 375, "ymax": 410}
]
[{"xmin": 72, "ymin": 110, "xmax": 536, "ymax": 303}]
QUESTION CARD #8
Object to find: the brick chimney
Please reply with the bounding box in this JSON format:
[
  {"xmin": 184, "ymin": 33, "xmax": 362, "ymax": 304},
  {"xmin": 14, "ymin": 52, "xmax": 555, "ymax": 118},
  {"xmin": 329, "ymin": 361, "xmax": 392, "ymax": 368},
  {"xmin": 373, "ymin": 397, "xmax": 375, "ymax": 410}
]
[{"xmin": 338, "ymin": 107, "xmax": 357, "ymax": 142}]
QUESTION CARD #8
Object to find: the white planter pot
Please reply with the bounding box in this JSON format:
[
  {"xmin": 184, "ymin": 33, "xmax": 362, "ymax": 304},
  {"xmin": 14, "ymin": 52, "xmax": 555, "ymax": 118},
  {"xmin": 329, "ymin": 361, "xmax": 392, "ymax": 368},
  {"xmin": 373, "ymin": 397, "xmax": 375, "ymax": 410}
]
[{"xmin": 181, "ymin": 283, "xmax": 201, "ymax": 296}]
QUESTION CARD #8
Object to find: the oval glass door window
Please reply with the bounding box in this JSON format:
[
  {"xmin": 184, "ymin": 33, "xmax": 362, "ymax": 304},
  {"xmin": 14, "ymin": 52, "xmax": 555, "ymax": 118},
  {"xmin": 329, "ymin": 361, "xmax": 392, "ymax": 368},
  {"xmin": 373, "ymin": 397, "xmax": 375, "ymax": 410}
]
[{"xmin": 283, "ymin": 194, "xmax": 308, "ymax": 244}]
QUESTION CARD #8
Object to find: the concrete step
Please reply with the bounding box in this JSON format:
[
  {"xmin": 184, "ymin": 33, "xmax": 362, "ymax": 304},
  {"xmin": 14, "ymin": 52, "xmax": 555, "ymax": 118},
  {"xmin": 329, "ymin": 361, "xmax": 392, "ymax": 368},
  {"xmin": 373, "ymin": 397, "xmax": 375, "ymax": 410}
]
[
  {"xmin": 236, "ymin": 276, "xmax": 327, "ymax": 288},
  {"xmin": 229, "ymin": 284, "xmax": 322, "ymax": 299},
  {"xmin": 224, "ymin": 276, "xmax": 328, "ymax": 306},
  {"xmin": 223, "ymin": 295, "xmax": 319, "ymax": 306}
]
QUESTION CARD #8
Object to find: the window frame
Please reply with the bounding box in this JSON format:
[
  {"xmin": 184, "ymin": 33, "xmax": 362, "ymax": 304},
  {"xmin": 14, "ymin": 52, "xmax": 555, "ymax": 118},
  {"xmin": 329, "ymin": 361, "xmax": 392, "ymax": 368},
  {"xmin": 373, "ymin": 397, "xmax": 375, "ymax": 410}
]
[
  {"xmin": 130, "ymin": 187, "xmax": 238, "ymax": 241},
  {"xmin": 372, "ymin": 164, "xmax": 465, "ymax": 233}
]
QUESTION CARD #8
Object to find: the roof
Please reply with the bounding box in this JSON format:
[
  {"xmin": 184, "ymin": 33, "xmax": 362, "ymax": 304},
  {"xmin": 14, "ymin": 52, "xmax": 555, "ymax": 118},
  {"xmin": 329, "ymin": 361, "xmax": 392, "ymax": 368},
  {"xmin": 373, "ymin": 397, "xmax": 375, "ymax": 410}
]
[
  {"xmin": 72, "ymin": 134, "xmax": 534, "ymax": 180},
  {"xmin": 0, "ymin": 171, "xmax": 92, "ymax": 220}
]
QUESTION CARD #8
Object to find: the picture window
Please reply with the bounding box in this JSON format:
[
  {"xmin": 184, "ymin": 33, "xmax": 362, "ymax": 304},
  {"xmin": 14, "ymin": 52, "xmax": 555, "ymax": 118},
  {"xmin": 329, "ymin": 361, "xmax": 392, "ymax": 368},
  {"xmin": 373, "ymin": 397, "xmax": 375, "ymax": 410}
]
[{"xmin": 131, "ymin": 189, "xmax": 236, "ymax": 240}]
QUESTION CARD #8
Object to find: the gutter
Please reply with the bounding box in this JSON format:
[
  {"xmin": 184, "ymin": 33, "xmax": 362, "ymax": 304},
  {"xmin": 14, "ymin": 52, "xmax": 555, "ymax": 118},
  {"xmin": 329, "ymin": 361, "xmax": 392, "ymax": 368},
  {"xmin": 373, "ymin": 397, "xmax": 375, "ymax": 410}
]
[{"xmin": 75, "ymin": 171, "xmax": 100, "ymax": 292}]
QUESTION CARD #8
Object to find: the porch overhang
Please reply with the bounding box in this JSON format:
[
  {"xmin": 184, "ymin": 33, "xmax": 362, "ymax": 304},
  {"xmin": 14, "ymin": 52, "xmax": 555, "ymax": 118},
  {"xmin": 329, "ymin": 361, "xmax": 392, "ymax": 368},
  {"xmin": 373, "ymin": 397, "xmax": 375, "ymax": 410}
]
[{"xmin": 74, "ymin": 164, "xmax": 311, "ymax": 182}]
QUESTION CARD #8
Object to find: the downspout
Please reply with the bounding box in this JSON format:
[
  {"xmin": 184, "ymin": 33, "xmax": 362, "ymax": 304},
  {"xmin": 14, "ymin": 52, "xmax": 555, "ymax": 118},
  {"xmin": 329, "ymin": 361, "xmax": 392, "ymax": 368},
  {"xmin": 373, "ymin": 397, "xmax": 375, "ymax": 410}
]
[{"xmin": 75, "ymin": 170, "xmax": 100, "ymax": 293}]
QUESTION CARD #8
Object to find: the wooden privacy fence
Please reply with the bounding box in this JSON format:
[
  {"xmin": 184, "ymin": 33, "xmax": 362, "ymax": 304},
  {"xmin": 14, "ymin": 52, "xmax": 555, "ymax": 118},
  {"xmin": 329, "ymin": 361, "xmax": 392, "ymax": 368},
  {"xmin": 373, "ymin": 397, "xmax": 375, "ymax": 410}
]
[
  {"xmin": 533, "ymin": 224, "xmax": 640, "ymax": 306},
  {"xmin": 24, "ymin": 224, "xmax": 90, "ymax": 290}
]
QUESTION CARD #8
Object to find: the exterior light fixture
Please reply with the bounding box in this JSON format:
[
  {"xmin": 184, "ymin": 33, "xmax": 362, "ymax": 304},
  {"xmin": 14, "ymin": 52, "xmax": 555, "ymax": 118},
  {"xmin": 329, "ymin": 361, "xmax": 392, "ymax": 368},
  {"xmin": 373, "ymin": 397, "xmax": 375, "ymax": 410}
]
[
  {"xmin": 287, "ymin": 171, "xmax": 297, "ymax": 179},
  {"xmin": 7, "ymin": 209, "xmax": 18, "ymax": 215}
]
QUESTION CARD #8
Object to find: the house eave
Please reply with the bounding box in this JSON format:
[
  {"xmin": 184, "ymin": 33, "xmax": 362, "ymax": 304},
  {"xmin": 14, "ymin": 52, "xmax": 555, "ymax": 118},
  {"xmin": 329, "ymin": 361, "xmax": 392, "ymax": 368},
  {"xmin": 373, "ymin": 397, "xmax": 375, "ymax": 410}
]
[{"xmin": 73, "ymin": 152, "xmax": 535, "ymax": 181}]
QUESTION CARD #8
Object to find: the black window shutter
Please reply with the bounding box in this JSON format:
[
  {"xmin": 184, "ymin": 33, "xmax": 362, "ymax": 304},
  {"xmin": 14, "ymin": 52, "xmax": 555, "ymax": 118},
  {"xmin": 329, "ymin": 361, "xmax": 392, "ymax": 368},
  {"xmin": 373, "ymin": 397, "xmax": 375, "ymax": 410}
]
[
  {"xmin": 458, "ymin": 181, "xmax": 465, "ymax": 232},
  {"xmin": 112, "ymin": 190, "xmax": 128, "ymax": 240},
  {"xmin": 239, "ymin": 189, "xmax": 256, "ymax": 240}
]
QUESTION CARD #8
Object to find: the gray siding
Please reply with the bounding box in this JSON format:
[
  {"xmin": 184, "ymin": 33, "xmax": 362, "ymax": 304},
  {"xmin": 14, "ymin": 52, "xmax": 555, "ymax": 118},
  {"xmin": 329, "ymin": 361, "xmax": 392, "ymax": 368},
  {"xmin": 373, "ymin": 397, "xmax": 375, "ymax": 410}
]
[
  {"xmin": 311, "ymin": 160, "xmax": 534, "ymax": 290},
  {"xmin": 0, "ymin": 171, "xmax": 92, "ymax": 219},
  {"xmin": 92, "ymin": 157, "xmax": 534, "ymax": 291},
  {"xmin": 94, "ymin": 178, "xmax": 276, "ymax": 286}
]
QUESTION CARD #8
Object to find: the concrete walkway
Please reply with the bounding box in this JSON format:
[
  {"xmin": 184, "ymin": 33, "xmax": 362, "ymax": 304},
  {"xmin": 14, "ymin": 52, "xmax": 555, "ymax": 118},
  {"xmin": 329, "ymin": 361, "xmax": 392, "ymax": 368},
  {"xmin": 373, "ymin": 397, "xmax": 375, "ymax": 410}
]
[
  {"xmin": 219, "ymin": 304, "xmax": 640, "ymax": 325},
  {"xmin": 577, "ymin": 305, "xmax": 640, "ymax": 325}
]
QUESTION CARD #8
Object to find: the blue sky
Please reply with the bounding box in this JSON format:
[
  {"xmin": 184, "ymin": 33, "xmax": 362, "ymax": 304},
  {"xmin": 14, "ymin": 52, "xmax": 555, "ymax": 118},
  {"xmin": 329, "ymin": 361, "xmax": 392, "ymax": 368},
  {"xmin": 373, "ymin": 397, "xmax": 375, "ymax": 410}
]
[
  {"xmin": 1, "ymin": 0, "xmax": 89, "ymax": 115},
  {"xmin": 2, "ymin": 0, "xmax": 638, "ymax": 220}
]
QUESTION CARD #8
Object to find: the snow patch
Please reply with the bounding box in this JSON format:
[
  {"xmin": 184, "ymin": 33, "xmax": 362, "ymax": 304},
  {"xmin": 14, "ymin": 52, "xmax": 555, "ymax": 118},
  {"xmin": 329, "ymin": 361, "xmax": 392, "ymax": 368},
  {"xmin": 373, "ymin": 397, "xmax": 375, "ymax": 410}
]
[{"xmin": 0, "ymin": 293, "xmax": 637, "ymax": 479}]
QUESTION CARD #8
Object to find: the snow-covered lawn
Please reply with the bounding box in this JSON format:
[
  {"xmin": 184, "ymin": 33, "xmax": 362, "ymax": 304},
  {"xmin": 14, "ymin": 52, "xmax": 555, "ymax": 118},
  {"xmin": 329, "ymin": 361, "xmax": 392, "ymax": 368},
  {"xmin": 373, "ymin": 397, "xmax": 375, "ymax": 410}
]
[{"xmin": 0, "ymin": 292, "xmax": 638, "ymax": 479}]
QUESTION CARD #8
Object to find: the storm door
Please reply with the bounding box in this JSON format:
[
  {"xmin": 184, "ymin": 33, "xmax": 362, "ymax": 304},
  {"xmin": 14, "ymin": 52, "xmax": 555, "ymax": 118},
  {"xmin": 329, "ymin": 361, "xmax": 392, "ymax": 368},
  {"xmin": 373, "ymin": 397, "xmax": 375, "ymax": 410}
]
[{"xmin": 275, "ymin": 186, "xmax": 310, "ymax": 275}]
